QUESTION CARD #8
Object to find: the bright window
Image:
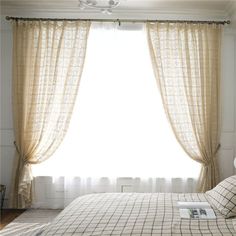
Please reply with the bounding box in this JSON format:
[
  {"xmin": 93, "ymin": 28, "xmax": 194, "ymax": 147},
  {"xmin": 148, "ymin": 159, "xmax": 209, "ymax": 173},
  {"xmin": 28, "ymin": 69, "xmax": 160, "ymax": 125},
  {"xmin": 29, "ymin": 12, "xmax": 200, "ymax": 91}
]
[{"xmin": 33, "ymin": 23, "xmax": 200, "ymax": 178}]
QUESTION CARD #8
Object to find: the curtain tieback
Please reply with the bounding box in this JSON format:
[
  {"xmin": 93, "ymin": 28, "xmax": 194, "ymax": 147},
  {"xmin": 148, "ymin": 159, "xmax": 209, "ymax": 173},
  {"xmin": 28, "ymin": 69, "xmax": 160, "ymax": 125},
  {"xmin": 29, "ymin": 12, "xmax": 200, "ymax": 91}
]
[
  {"xmin": 14, "ymin": 141, "xmax": 28, "ymax": 164},
  {"xmin": 214, "ymin": 143, "xmax": 221, "ymax": 156},
  {"xmin": 203, "ymin": 162, "xmax": 212, "ymax": 168},
  {"xmin": 202, "ymin": 144, "xmax": 221, "ymax": 167}
]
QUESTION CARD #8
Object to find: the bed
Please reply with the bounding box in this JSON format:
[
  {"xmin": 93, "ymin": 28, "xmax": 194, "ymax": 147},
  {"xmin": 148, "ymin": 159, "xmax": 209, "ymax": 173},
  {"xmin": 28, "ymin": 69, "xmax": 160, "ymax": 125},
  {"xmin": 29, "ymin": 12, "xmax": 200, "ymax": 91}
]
[{"xmin": 37, "ymin": 176, "xmax": 236, "ymax": 236}]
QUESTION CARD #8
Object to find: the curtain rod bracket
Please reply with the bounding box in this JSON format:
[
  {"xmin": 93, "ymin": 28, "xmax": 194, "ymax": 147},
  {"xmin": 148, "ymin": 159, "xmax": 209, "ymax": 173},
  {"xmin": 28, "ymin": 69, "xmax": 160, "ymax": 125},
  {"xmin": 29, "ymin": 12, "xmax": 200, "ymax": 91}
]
[{"xmin": 117, "ymin": 19, "xmax": 121, "ymax": 26}]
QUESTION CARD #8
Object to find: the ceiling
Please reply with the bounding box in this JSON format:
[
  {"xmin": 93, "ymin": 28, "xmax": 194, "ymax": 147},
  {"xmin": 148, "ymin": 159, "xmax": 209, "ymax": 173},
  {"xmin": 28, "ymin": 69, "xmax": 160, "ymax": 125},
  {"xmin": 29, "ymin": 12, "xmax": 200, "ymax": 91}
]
[{"xmin": 1, "ymin": 0, "xmax": 235, "ymax": 20}]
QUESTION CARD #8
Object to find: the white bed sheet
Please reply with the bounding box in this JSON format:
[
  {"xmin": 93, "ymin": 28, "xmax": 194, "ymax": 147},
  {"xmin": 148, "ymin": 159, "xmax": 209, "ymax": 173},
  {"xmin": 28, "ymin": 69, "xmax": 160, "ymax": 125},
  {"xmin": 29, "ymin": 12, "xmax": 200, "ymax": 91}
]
[{"xmin": 38, "ymin": 193, "xmax": 236, "ymax": 236}]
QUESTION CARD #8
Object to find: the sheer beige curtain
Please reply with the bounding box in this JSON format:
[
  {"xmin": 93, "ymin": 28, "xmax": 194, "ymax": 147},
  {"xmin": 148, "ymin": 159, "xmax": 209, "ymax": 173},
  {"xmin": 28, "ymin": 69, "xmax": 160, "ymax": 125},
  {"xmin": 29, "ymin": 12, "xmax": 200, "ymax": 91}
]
[
  {"xmin": 147, "ymin": 23, "xmax": 221, "ymax": 192},
  {"xmin": 11, "ymin": 20, "xmax": 90, "ymax": 208}
]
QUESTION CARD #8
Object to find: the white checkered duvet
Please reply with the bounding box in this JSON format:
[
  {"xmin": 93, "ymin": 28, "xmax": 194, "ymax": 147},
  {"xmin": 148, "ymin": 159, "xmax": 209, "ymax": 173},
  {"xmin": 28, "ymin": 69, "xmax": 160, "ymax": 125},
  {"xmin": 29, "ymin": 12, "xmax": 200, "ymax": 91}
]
[{"xmin": 38, "ymin": 193, "xmax": 236, "ymax": 236}]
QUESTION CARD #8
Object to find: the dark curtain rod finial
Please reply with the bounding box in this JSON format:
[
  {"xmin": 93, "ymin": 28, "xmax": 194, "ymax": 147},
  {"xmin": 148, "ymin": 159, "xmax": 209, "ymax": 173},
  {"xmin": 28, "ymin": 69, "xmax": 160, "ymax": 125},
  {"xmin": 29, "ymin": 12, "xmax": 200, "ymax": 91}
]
[{"xmin": 5, "ymin": 16, "xmax": 230, "ymax": 25}]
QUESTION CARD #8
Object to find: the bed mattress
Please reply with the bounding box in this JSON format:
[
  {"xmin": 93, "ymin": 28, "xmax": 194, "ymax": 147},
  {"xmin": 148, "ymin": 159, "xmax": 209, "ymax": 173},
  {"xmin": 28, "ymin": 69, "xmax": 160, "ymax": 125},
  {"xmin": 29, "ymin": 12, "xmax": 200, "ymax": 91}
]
[{"xmin": 38, "ymin": 193, "xmax": 236, "ymax": 236}]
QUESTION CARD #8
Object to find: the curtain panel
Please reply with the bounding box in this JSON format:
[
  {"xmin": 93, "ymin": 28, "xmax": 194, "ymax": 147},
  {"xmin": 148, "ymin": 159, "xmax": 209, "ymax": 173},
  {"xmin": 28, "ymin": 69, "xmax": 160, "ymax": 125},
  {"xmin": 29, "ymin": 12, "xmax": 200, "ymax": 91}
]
[
  {"xmin": 147, "ymin": 23, "xmax": 221, "ymax": 192},
  {"xmin": 10, "ymin": 20, "xmax": 90, "ymax": 208},
  {"xmin": 32, "ymin": 176, "xmax": 198, "ymax": 209}
]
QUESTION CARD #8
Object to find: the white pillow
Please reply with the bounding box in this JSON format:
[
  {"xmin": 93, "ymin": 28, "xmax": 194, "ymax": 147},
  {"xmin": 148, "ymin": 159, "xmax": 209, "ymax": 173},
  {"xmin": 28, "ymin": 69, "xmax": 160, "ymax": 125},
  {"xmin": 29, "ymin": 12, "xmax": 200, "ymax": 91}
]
[
  {"xmin": 233, "ymin": 218, "xmax": 236, "ymax": 232},
  {"xmin": 206, "ymin": 175, "xmax": 236, "ymax": 218}
]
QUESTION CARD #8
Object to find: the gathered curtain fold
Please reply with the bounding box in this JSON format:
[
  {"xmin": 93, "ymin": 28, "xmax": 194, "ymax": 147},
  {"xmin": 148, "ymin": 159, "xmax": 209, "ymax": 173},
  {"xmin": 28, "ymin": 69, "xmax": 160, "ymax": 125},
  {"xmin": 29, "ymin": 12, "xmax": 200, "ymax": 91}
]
[
  {"xmin": 11, "ymin": 20, "xmax": 90, "ymax": 208},
  {"xmin": 146, "ymin": 23, "xmax": 221, "ymax": 192}
]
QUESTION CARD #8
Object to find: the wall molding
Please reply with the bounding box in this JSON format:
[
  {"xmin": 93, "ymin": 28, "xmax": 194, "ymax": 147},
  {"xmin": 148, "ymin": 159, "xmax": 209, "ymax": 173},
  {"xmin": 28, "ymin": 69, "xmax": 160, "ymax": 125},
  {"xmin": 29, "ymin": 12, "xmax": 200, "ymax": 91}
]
[
  {"xmin": 221, "ymin": 33, "xmax": 236, "ymax": 133},
  {"xmin": 0, "ymin": 129, "xmax": 14, "ymax": 146},
  {"xmin": 0, "ymin": 5, "xmax": 229, "ymax": 21}
]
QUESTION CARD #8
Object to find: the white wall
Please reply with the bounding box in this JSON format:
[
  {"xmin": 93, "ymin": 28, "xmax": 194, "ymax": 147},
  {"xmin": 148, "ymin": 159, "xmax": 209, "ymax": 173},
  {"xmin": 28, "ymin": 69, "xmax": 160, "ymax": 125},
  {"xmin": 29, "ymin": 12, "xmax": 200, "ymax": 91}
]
[
  {"xmin": 0, "ymin": 16, "xmax": 236, "ymax": 208},
  {"xmin": 0, "ymin": 16, "xmax": 14, "ymax": 208},
  {"xmin": 220, "ymin": 27, "xmax": 236, "ymax": 179}
]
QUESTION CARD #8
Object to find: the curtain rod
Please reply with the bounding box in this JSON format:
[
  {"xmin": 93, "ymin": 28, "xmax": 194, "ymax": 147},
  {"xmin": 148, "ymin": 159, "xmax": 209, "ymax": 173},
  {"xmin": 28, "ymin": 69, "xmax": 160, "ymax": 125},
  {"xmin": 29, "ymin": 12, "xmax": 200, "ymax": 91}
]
[{"xmin": 5, "ymin": 16, "xmax": 230, "ymax": 25}]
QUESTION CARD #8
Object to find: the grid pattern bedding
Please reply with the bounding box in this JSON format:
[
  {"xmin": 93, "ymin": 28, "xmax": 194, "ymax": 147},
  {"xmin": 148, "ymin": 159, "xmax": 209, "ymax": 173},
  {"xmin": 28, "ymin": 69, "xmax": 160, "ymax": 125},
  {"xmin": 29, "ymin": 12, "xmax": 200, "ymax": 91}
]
[
  {"xmin": 206, "ymin": 175, "xmax": 236, "ymax": 218},
  {"xmin": 38, "ymin": 193, "xmax": 236, "ymax": 236}
]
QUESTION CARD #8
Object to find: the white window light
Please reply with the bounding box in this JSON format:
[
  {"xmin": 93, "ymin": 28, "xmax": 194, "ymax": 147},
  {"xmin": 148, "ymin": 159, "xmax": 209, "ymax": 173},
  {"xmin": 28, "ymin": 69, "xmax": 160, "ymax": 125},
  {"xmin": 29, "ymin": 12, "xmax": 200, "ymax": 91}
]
[{"xmin": 33, "ymin": 23, "xmax": 200, "ymax": 178}]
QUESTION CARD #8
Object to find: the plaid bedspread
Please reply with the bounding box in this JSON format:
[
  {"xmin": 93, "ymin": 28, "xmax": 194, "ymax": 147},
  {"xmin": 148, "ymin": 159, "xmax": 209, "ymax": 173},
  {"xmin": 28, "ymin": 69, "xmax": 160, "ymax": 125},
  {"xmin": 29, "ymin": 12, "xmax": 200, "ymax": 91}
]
[{"xmin": 39, "ymin": 193, "xmax": 236, "ymax": 236}]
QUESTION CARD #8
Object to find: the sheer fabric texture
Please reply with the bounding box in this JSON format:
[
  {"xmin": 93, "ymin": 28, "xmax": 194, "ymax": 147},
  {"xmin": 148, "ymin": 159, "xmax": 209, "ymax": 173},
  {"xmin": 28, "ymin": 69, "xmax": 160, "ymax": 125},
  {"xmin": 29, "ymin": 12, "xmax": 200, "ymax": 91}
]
[
  {"xmin": 32, "ymin": 176, "xmax": 197, "ymax": 209},
  {"xmin": 32, "ymin": 23, "xmax": 200, "ymax": 208},
  {"xmin": 11, "ymin": 20, "xmax": 90, "ymax": 208},
  {"xmin": 147, "ymin": 23, "xmax": 221, "ymax": 192},
  {"xmin": 33, "ymin": 22, "xmax": 200, "ymax": 179}
]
